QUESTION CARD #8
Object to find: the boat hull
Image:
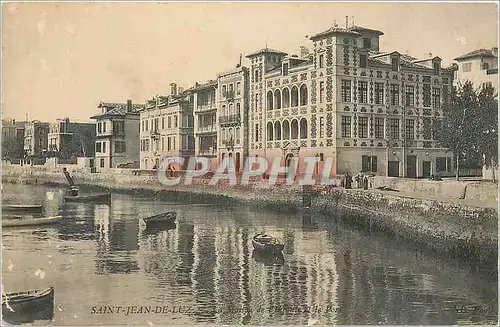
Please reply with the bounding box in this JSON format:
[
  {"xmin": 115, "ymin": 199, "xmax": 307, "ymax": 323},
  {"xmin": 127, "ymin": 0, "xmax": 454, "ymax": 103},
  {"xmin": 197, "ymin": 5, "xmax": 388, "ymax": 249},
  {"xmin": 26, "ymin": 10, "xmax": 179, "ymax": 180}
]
[
  {"xmin": 2, "ymin": 205, "xmax": 43, "ymax": 213},
  {"xmin": 143, "ymin": 212, "xmax": 177, "ymax": 229},
  {"xmin": 2, "ymin": 287, "xmax": 55, "ymax": 324},
  {"xmin": 252, "ymin": 237, "xmax": 285, "ymax": 254},
  {"xmin": 2, "ymin": 216, "xmax": 62, "ymax": 227},
  {"xmin": 64, "ymin": 193, "xmax": 111, "ymax": 203}
]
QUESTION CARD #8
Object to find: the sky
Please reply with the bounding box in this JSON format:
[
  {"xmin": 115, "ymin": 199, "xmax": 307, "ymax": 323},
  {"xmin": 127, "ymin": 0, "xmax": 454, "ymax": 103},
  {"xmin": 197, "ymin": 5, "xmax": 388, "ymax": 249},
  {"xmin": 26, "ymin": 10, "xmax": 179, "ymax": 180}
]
[{"xmin": 2, "ymin": 2, "xmax": 498, "ymax": 122}]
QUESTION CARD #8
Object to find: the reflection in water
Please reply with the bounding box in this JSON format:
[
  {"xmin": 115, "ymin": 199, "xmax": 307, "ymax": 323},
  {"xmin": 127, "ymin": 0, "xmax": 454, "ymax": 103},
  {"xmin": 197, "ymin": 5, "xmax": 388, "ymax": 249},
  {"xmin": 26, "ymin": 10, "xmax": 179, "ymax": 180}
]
[{"xmin": 1, "ymin": 184, "xmax": 497, "ymax": 325}]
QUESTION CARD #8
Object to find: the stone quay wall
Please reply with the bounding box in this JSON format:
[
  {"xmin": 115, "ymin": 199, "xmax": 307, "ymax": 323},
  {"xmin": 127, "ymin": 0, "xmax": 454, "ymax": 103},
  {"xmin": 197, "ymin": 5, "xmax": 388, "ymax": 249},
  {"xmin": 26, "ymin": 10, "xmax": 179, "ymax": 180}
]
[{"xmin": 2, "ymin": 164, "xmax": 497, "ymax": 267}]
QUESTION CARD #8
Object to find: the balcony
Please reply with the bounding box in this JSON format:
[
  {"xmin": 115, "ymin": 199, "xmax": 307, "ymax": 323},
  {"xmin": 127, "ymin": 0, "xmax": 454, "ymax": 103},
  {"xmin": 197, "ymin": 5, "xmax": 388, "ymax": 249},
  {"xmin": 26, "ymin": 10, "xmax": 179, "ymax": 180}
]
[
  {"xmin": 197, "ymin": 125, "xmax": 217, "ymax": 134},
  {"xmin": 96, "ymin": 130, "xmax": 112, "ymax": 137},
  {"xmin": 150, "ymin": 129, "xmax": 160, "ymax": 139},
  {"xmin": 219, "ymin": 114, "xmax": 241, "ymax": 125},
  {"xmin": 198, "ymin": 148, "xmax": 217, "ymax": 157},
  {"xmin": 196, "ymin": 102, "xmax": 217, "ymax": 113}
]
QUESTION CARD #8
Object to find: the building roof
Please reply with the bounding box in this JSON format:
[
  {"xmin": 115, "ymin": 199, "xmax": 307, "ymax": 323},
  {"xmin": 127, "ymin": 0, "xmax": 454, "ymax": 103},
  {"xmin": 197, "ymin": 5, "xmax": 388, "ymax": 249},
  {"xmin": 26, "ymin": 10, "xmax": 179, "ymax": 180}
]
[
  {"xmin": 454, "ymin": 48, "xmax": 498, "ymax": 61},
  {"xmin": 246, "ymin": 48, "xmax": 287, "ymax": 58},
  {"xmin": 91, "ymin": 102, "xmax": 145, "ymax": 119},
  {"xmin": 349, "ymin": 25, "xmax": 384, "ymax": 36},
  {"xmin": 309, "ymin": 25, "xmax": 361, "ymax": 41},
  {"xmin": 191, "ymin": 80, "xmax": 217, "ymax": 91}
]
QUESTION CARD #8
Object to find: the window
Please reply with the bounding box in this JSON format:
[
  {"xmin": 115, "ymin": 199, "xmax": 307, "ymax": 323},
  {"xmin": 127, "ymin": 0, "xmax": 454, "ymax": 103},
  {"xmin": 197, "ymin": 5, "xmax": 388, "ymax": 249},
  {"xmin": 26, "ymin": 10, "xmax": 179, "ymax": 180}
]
[
  {"xmin": 375, "ymin": 83, "xmax": 384, "ymax": 104},
  {"xmin": 174, "ymin": 116, "xmax": 178, "ymax": 128},
  {"xmin": 236, "ymin": 82, "xmax": 241, "ymax": 95},
  {"xmin": 161, "ymin": 137, "xmax": 164, "ymax": 151},
  {"xmin": 446, "ymin": 157, "xmax": 452, "ymax": 172},
  {"xmin": 102, "ymin": 142, "xmax": 106, "ymax": 153},
  {"xmin": 319, "ymin": 54, "xmax": 324, "ymax": 68},
  {"xmin": 363, "ymin": 38, "xmax": 371, "ymax": 49},
  {"xmin": 222, "ymin": 85, "xmax": 227, "ymax": 97},
  {"xmin": 483, "ymin": 62, "xmax": 489, "ymax": 70},
  {"xmin": 146, "ymin": 120, "xmax": 149, "ymax": 131},
  {"xmin": 362, "ymin": 155, "xmax": 378, "ymax": 172},
  {"xmin": 319, "ymin": 117, "xmax": 325, "ymax": 138},
  {"xmin": 229, "ymin": 83, "xmax": 234, "ymax": 95},
  {"xmin": 100, "ymin": 159, "xmax": 104, "ymax": 168},
  {"xmin": 341, "ymin": 116, "xmax": 351, "ymax": 138},
  {"xmin": 173, "ymin": 137, "xmax": 176, "ymax": 150},
  {"xmin": 115, "ymin": 141, "xmax": 126, "ymax": 153},
  {"xmin": 359, "ymin": 54, "xmax": 367, "ymax": 68},
  {"xmin": 283, "ymin": 63, "xmax": 289, "ymax": 76},
  {"xmin": 255, "ymin": 93, "xmax": 259, "ymax": 110},
  {"xmin": 390, "ymin": 84, "xmax": 400, "ymax": 106},
  {"xmin": 462, "ymin": 62, "xmax": 471, "ymax": 72},
  {"xmin": 432, "ymin": 88, "xmax": 441, "ymax": 108},
  {"xmin": 341, "ymin": 80, "xmax": 351, "ymax": 102},
  {"xmin": 423, "ymin": 118, "xmax": 432, "ymax": 140},
  {"xmin": 375, "ymin": 118, "xmax": 384, "ymax": 139},
  {"xmin": 423, "ymin": 84, "xmax": 431, "ymax": 107},
  {"xmin": 433, "ymin": 62, "xmax": 440, "ymax": 75},
  {"xmin": 161, "ymin": 117, "xmax": 165, "ymax": 129},
  {"xmin": 167, "ymin": 116, "xmax": 171, "ymax": 128},
  {"xmin": 167, "ymin": 137, "xmax": 171, "ymax": 151},
  {"xmin": 405, "ymin": 119, "xmax": 415, "ymax": 140},
  {"xmin": 102, "ymin": 122, "xmax": 106, "ymax": 133},
  {"xmin": 436, "ymin": 157, "xmax": 447, "ymax": 172},
  {"xmin": 359, "ymin": 116, "xmax": 368, "ymax": 138},
  {"xmin": 358, "ymin": 81, "xmax": 368, "ymax": 103},
  {"xmin": 255, "ymin": 123, "xmax": 259, "ymax": 142},
  {"xmin": 391, "ymin": 57, "xmax": 399, "ymax": 71},
  {"xmin": 390, "ymin": 118, "xmax": 400, "ymax": 139},
  {"xmin": 95, "ymin": 142, "xmax": 102, "ymax": 153},
  {"xmin": 319, "ymin": 81, "xmax": 325, "ymax": 103},
  {"xmin": 405, "ymin": 85, "xmax": 415, "ymax": 107},
  {"xmin": 97, "ymin": 123, "xmax": 102, "ymax": 133}
]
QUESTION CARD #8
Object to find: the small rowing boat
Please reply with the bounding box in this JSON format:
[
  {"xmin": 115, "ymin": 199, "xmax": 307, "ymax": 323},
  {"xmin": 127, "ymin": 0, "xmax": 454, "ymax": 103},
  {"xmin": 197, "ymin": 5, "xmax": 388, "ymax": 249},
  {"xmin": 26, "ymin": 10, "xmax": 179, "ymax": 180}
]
[
  {"xmin": 63, "ymin": 192, "xmax": 111, "ymax": 203},
  {"xmin": 252, "ymin": 233, "xmax": 285, "ymax": 254},
  {"xmin": 2, "ymin": 216, "xmax": 62, "ymax": 227},
  {"xmin": 143, "ymin": 211, "xmax": 177, "ymax": 229},
  {"xmin": 2, "ymin": 287, "xmax": 55, "ymax": 324},
  {"xmin": 2, "ymin": 204, "xmax": 43, "ymax": 213}
]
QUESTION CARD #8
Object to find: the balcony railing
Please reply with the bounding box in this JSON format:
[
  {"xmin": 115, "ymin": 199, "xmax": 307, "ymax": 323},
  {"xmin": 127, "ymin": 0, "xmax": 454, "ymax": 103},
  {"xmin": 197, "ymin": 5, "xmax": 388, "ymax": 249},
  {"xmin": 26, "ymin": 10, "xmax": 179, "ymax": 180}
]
[
  {"xmin": 219, "ymin": 114, "xmax": 241, "ymax": 124},
  {"xmin": 196, "ymin": 103, "xmax": 217, "ymax": 112},
  {"xmin": 197, "ymin": 125, "xmax": 217, "ymax": 133},
  {"xmin": 198, "ymin": 148, "xmax": 217, "ymax": 156}
]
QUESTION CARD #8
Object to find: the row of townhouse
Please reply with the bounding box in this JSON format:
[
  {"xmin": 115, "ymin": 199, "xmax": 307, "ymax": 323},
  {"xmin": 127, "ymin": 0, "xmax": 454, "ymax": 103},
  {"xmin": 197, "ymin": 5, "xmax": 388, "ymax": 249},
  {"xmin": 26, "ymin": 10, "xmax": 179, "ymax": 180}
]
[{"xmin": 89, "ymin": 22, "xmax": 497, "ymax": 177}]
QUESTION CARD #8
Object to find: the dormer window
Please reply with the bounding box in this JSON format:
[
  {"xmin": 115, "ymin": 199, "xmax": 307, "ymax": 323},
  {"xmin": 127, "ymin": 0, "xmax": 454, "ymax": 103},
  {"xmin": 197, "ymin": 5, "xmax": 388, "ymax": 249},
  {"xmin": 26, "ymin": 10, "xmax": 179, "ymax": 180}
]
[
  {"xmin": 391, "ymin": 57, "xmax": 399, "ymax": 71},
  {"xmin": 363, "ymin": 38, "xmax": 371, "ymax": 49},
  {"xmin": 433, "ymin": 62, "xmax": 441, "ymax": 76},
  {"xmin": 283, "ymin": 63, "xmax": 289, "ymax": 76},
  {"xmin": 359, "ymin": 54, "xmax": 367, "ymax": 68}
]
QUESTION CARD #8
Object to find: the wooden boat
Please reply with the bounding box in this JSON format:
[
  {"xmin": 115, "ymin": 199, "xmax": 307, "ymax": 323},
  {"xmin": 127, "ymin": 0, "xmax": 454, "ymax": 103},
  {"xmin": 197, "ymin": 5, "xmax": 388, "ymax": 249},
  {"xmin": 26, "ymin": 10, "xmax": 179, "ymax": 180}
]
[
  {"xmin": 143, "ymin": 211, "xmax": 177, "ymax": 229},
  {"xmin": 63, "ymin": 192, "xmax": 111, "ymax": 203},
  {"xmin": 252, "ymin": 250, "xmax": 285, "ymax": 266},
  {"xmin": 2, "ymin": 216, "xmax": 62, "ymax": 227},
  {"xmin": 2, "ymin": 287, "xmax": 55, "ymax": 324},
  {"xmin": 252, "ymin": 233, "xmax": 285, "ymax": 254},
  {"xmin": 2, "ymin": 204, "xmax": 43, "ymax": 213}
]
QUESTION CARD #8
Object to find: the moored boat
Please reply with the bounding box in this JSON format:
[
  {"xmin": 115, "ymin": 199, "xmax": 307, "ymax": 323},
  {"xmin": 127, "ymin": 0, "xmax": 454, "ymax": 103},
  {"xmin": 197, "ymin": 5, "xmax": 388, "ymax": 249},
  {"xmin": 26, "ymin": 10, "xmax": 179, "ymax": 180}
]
[
  {"xmin": 252, "ymin": 233, "xmax": 285, "ymax": 254},
  {"xmin": 2, "ymin": 216, "xmax": 62, "ymax": 228},
  {"xmin": 63, "ymin": 192, "xmax": 111, "ymax": 203},
  {"xmin": 2, "ymin": 204, "xmax": 43, "ymax": 213},
  {"xmin": 2, "ymin": 287, "xmax": 55, "ymax": 324},
  {"xmin": 143, "ymin": 211, "xmax": 177, "ymax": 229}
]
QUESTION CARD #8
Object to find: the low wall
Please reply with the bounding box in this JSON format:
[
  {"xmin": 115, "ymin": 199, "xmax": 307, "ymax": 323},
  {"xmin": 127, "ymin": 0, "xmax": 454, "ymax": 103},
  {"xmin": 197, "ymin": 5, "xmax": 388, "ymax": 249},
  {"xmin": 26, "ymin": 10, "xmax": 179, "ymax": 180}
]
[{"xmin": 2, "ymin": 165, "xmax": 497, "ymax": 267}]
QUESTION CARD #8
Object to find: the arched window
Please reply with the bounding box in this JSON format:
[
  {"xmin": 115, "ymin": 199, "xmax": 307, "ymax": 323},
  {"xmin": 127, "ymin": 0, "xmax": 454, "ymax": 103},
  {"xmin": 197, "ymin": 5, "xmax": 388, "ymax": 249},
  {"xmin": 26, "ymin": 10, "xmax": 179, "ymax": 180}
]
[
  {"xmin": 236, "ymin": 103, "xmax": 241, "ymax": 117},
  {"xmin": 282, "ymin": 88, "xmax": 290, "ymax": 108},
  {"xmin": 267, "ymin": 91, "xmax": 274, "ymax": 110},
  {"xmin": 282, "ymin": 120, "xmax": 290, "ymax": 139},
  {"xmin": 291, "ymin": 119, "xmax": 299, "ymax": 139},
  {"xmin": 222, "ymin": 105, "xmax": 226, "ymax": 116},
  {"xmin": 291, "ymin": 86, "xmax": 299, "ymax": 107},
  {"xmin": 300, "ymin": 84, "xmax": 308, "ymax": 106},
  {"xmin": 229, "ymin": 127, "xmax": 234, "ymax": 140},
  {"xmin": 267, "ymin": 122, "xmax": 274, "ymax": 141},
  {"xmin": 274, "ymin": 89, "xmax": 282, "ymax": 109},
  {"xmin": 229, "ymin": 103, "xmax": 234, "ymax": 116},
  {"xmin": 300, "ymin": 118, "xmax": 308, "ymax": 139},
  {"xmin": 235, "ymin": 127, "xmax": 241, "ymax": 145},
  {"xmin": 221, "ymin": 128, "xmax": 226, "ymax": 145},
  {"xmin": 274, "ymin": 121, "xmax": 282, "ymax": 140}
]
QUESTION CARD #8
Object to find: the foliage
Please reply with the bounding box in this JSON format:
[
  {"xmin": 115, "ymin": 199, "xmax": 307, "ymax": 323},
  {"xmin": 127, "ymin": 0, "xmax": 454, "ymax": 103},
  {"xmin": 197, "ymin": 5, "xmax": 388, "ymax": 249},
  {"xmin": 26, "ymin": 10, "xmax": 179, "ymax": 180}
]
[{"xmin": 2, "ymin": 136, "xmax": 21, "ymax": 160}]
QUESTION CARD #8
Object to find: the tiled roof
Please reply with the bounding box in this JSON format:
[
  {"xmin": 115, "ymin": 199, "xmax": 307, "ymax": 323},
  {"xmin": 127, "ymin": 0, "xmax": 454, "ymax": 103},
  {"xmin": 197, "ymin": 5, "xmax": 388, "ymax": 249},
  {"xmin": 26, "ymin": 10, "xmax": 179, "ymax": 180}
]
[
  {"xmin": 349, "ymin": 25, "xmax": 384, "ymax": 36},
  {"xmin": 246, "ymin": 48, "xmax": 287, "ymax": 58},
  {"xmin": 91, "ymin": 102, "xmax": 145, "ymax": 118},
  {"xmin": 454, "ymin": 49, "xmax": 497, "ymax": 61},
  {"xmin": 309, "ymin": 26, "xmax": 361, "ymax": 40},
  {"xmin": 191, "ymin": 80, "xmax": 217, "ymax": 91}
]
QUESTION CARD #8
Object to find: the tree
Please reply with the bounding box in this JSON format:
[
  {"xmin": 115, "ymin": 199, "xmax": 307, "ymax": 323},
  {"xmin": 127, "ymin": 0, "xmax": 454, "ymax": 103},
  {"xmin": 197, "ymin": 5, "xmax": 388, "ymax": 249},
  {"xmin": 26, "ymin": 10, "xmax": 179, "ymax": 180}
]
[
  {"xmin": 2, "ymin": 136, "xmax": 20, "ymax": 161},
  {"xmin": 476, "ymin": 83, "xmax": 498, "ymax": 182}
]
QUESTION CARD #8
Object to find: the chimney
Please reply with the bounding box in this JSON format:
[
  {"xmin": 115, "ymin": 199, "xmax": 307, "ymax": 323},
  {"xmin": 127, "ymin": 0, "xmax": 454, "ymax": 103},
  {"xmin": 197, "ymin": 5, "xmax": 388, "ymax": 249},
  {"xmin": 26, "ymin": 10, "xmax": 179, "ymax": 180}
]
[
  {"xmin": 178, "ymin": 87, "xmax": 184, "ymax": 94},
  {"xmin": 428, "ymin": 52, "xmax": 433, "ymax": 58},
  {"xmin": 492, "ymin": 47, "xmax": 498, "ymax": 57},
  {"xmin": 127, "ymin": 100, "xmax": 132, "ymax": 112},
  {"xmin": 170, "ymin": 83, "xmax": 177, "ymax": 96},
  {"xmin": 345, "ymin": 15, "xmax": 348, "ymax": 29},
  {"xmin": 300, "ymin": 46, "xmax": 310, "ymax": 58}
]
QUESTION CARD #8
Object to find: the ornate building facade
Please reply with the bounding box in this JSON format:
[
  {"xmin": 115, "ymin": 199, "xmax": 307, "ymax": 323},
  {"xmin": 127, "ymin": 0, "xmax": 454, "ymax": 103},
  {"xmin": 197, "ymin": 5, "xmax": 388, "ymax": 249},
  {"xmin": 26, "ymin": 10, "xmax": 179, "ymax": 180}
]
[
  {"xmin": 139, "ymin": 83, "xmax": 195, "ymax": 170},
  {"xmin": 192, "ymin": 81, "xmax": 218, "ymax": 163},
  {"xmin": 247, "ymin": 24, "xmax": 455, "ymax": 178}
]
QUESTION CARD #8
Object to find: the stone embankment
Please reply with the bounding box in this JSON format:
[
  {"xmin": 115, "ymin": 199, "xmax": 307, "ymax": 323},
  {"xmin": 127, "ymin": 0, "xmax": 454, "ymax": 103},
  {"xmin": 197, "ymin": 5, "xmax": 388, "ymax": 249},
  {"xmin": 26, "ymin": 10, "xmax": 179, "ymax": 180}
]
[{"xmin": 2, "ymin": 164, "xmax": 498, "ymax": 267}]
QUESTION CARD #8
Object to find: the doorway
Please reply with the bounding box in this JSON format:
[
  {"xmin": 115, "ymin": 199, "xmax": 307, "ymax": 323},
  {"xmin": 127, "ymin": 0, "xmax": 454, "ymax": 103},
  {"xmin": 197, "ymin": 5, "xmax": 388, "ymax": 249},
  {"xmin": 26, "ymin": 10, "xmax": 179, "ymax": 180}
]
[
  {"xmin": 406, "ymin": 155, "xmax": 417, "ymax": 178},
  {"xmin": 388, "ymin": 161, "xmax": 399, "ymax": 177},
  {"xmin": 235, "ymin": 153, "xmax": 241, "ymax": 172},
  {"xmin": 422, "ymin": 161, "xmax": 431, "ymax": 178}
]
